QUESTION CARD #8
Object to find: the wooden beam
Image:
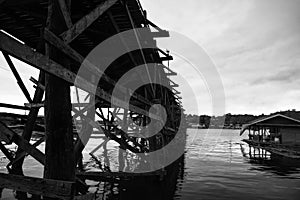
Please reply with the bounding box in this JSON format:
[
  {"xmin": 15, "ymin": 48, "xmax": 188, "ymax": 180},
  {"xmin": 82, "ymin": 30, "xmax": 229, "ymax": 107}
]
[
  {"xmin": 159, "ymin": 55, "xmax": 173, "ymax": 61},
  {"xmin": 151, "ymin": 31, "xmax": 170, "ymax": 38},
  {"xmin": 8, "ymin": 137, "xmax": 45, "ymax": 167},
  {"xmin": 2, "ymin": 52, "xmax": 32, "ymax": 103},
  {"xmin": 0, "ymin": 121, "xmax": 45, "ymax": 164},
  {"xmin": 0, "ymin": 121, "xmax": 14, "ymax": 144},
  {"xmin": 58, "ymin": 0, "xmax": 73, "ymax": 29},
  {"xmin": 145, "ymin": 19, "xmax": 170, "ymax": 37},
  {"xmin": 12, "ymin": 130, "xmax": 45, "ymax": 165},
  {"xmin": 0, "ymin": 142, "xmax": 13, "ymax": 161},
  {"xmin": 0, "ymin": 103, "xmax": 30, "ymax": 110},
  {"xmin": 160, "ymin": 64, "xmax": 177, "ymax": 76},
  {"xmin": 0, "ymin": 31, "xmax": 161, "ymax": 120},
  {"xmin": 60, "ymin": 0, "xmax": 119, "ymax": 43},
  {"xmin": 44, "ymin": 29, "xmax": 152, "ymax": 107},
  {"xmin": 30, "ymin": 76, "xmax": 45, "ymax": 90},
  {"xmin": 0, "ymin": 173, "xmax": 74, "ymax": 200},
  {"xmin": 44, "ymin": 28, "xmax": 113, "ymax": 85},
  {"xmin": 10, "ymin": 73, "xmax": 45, "ymax": 177},
  {"xmin": 168, "ymin": 78, "xmax": 179, "ymax": 87},
  {"xmin": 24, "ymin": 103, "xmax": 44, "ymax": 108}
]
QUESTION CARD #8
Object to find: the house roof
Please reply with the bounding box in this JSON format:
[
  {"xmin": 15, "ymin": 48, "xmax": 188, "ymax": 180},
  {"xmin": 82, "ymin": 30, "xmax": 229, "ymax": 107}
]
[{"xmin": 240, "ymin": 114, "xmax": 300, "ymax": 135}]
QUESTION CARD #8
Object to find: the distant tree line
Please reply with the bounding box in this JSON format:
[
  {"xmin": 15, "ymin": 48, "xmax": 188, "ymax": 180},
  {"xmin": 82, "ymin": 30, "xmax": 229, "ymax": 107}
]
[{"xmin": 186, "ymin": 109, "xmax": 300, "ymax": 129}]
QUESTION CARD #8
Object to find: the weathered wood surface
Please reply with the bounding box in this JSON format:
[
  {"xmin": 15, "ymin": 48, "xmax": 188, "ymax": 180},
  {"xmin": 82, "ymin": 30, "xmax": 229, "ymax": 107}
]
[
  {"xmin": 60, "ymin": 0, "xmax": 118, "ymax": 43},
  {"xmin": 44, "ymin": 0, "xmax": 75, "ymax": 183},
  {"xmin": 0, "ymin": 172, "xmax": 74, "ymax": 200},
  {"xmin": 58, "ymin": 0, "xmax": 73, "ymax": 29}
]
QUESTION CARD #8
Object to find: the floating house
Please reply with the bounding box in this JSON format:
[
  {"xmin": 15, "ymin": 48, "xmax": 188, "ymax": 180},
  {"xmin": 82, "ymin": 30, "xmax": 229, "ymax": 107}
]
[
  {"xmin": 240, "ymin": 114, "xmax": 300, "ymax": 159},
  {"xmin": 240, "ymin": 114, "xmax": 300, "ymax": 146}
]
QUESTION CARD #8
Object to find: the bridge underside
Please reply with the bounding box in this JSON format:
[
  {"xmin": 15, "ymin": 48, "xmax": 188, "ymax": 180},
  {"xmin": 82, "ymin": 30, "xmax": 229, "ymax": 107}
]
[{"xmin": 0, "ymin": 0, "xmax": 184, "ymax": 199}]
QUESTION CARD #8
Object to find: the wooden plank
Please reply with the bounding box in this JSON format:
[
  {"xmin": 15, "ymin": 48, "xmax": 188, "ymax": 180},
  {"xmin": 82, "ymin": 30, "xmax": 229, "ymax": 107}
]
[
  {"xmin": 0, "ymin": 172, "xmax": 74, "ymax": 200},
  {"xmin": 60, "ymin": 0, "xmax": 119, "ymax": 43},
  {"xmin": 58, "ymin": 0, "xmax": 73, "ymax": 29}
]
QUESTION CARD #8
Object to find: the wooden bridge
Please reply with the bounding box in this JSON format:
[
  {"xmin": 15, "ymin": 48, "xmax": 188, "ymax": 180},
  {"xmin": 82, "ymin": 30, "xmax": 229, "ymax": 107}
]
[{"xmin": 0, "ymin": 0, "xmax": 184, "ymax": 199}]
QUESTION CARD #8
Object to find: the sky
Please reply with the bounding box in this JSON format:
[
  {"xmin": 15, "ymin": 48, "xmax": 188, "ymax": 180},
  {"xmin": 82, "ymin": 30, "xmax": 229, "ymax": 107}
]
[
  {"xmin": 141, "ymin": 0, "xmax": 300, "ymax": 115},
  {"xmin": 0, "ymin": 0, "xmax": 300, "ymax": 116}
]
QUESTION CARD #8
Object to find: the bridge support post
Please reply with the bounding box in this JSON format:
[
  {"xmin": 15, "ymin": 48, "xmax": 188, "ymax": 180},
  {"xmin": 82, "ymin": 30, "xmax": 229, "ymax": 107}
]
[{"xmin": 44, "ymin": 0, "xmax": 75, "ymax": 188}]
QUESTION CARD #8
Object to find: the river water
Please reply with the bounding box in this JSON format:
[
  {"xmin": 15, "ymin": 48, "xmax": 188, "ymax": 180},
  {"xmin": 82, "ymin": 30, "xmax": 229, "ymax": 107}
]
[
  {"xmin": 177, "ymin": 129, "xmax": 300, "ymax": 200},
  {"xmin": 1, "ymin": 129, "xmax": 300, "ymax": 199}
]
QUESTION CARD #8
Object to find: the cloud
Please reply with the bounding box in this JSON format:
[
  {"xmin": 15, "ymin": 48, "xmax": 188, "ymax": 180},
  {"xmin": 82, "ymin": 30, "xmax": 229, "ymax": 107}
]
[{"xmin": 142, "ymin": 0, "xmax": 300, "ymax": 115}]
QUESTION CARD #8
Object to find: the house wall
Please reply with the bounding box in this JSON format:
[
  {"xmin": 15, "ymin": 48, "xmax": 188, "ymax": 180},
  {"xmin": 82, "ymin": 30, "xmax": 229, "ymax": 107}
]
[{"xmin": 281, "ymin": 127, "xmax": 300, "ymax": 145}]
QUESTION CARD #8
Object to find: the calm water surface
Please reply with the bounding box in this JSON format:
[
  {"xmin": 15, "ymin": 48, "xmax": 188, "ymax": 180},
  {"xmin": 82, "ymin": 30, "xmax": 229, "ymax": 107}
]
[
  {"xmin": 1, "ymin": 129, "xmax": 300, "ymax": 199},
  {"xmin": 177, "ymin": 129, "xmax": 300, "ymax": 200}
]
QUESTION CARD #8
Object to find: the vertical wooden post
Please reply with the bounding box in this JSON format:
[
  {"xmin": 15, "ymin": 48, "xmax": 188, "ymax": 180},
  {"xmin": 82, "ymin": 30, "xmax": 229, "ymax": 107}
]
[{"xmin": 44, "ymin": 0, "xmax": 75, "ymax": 185}]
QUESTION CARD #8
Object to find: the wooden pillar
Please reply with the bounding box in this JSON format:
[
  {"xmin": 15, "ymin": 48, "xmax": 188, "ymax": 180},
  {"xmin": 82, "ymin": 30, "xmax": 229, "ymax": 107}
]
[{"xmin": 44, "ymin": 0, "xmax": 75, "ymax": 184}]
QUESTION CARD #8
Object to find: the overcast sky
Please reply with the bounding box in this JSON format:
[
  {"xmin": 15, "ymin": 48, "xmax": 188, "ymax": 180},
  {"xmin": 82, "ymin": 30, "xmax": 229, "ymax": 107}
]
[
  {"xmin": 142, "ymin": 0, "xmax": 300, "ymax": 115},
  {"xmin": 0, "ymin": 0, "xmax": 300, "ymax": 116}
]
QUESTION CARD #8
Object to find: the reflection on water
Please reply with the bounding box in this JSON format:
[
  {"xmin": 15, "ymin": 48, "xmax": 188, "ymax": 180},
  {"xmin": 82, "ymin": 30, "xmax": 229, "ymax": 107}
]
[{"xmin": 1, "ymin": 129, "xmax": 300, "ymax": 199}]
